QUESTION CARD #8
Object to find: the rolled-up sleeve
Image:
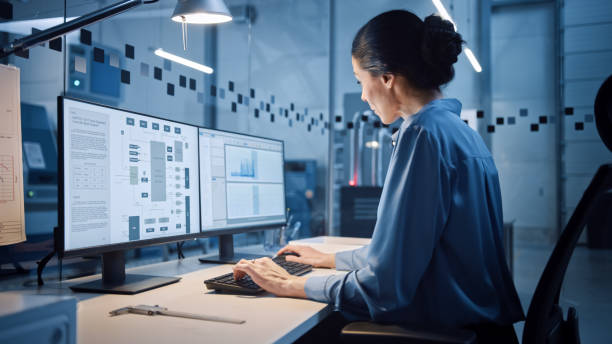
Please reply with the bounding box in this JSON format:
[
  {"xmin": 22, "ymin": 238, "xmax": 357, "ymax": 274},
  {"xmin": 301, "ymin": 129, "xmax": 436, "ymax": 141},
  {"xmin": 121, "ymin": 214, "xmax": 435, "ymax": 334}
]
[
  {"xmin": 334, "ymin": 245, "xmax": 369, "ymax": 271},
  {"xmin": 304, "ymin": 275, "xmax": 333, "ymax": 302}
]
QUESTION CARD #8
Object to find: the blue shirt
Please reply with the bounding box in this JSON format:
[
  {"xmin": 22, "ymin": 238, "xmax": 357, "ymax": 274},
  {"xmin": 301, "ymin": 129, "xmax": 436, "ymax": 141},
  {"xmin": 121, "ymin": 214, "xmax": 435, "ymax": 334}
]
[{"xmin": 305, "ymin": 99, "xmax": 525, "ymax": 328}]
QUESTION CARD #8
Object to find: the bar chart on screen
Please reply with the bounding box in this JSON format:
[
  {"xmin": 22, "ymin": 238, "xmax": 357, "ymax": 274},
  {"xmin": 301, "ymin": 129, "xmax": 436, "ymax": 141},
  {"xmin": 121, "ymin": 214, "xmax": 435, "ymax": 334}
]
[{"xmin": 227, "ymin": 146, "xmax": 257, "ymax": 179}]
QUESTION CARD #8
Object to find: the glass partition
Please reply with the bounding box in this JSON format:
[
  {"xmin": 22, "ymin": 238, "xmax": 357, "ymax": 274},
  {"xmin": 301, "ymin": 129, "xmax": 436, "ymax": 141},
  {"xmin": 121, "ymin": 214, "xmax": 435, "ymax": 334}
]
[
  {"xmin": 215, "ymin": 0, "xmax": 331, "ymax": 246},
  {"xmin": 0, "ymin": 0, "xmax": 331, "ymax": 273},
  {"xmin": 0, "ymin": 0, "xmax": 67, "ymax": 271},
  {"xmin": 63, "ymin": 0, "xmax": 211, "ymax": 127}
]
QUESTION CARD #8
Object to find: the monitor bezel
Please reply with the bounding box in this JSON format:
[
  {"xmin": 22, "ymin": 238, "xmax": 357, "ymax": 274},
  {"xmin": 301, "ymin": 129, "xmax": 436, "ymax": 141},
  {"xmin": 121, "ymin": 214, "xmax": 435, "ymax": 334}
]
[{"xmin": 58, "ymin": 96, "xmax": 287, "ymax": 258}]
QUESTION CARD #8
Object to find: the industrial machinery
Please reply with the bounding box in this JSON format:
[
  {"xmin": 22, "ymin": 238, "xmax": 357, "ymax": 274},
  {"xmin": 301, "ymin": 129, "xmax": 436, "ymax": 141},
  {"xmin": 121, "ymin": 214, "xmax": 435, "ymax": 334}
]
[
  {"xmin": 337, "ymin": 107, "xmax": 397, "ymax": 238},
  {"xmin": 284, "ymin": 160, "xmax": 317, "ymax": 239}
]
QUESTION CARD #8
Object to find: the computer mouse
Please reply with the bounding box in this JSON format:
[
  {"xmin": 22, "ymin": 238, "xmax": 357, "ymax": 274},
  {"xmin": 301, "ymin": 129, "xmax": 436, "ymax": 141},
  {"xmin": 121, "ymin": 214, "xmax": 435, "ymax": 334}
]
[{"xmin": 275, "ymin": 252, "xmax": 300, "ymax": 261}]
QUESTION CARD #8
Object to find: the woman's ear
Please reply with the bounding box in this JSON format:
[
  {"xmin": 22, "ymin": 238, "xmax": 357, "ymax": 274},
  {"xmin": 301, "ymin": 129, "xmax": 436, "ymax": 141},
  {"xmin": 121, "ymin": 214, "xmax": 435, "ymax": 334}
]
[{"xmin": 381, "ymin": 73, "xmax": 395, "ymax": 89}]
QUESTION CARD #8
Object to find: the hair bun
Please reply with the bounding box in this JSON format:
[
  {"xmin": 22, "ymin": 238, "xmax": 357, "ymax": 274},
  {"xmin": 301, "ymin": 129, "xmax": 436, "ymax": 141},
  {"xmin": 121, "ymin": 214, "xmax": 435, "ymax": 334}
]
[
  {"xmin": 421, "ymin": 15, "xmax": 463, "ymax": 68},
  {"xmin": 352, "ymin": 10, "xmax": 465, "ymax": 90}
]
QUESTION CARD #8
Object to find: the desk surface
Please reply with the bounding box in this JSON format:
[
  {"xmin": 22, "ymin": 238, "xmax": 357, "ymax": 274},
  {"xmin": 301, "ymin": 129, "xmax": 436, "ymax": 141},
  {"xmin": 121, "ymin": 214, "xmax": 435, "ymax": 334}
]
[{"xmin": 72, "ymin": 236, "xmax": 368, "ymax": 344}]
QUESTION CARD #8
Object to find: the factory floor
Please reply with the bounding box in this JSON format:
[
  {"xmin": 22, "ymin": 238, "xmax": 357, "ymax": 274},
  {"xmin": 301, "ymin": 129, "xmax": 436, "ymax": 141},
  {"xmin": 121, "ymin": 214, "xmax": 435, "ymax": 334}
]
[{"xmin": 513, "ymin": 244, "xmax": 612, "ymax": 342}]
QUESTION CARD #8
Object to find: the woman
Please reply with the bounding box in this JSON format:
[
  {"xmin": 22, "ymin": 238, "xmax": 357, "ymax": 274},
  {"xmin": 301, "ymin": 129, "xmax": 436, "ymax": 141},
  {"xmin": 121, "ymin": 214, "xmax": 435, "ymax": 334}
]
[{"xmin": 233, "ymin": 9, "xmax": 524, "ymax": 340}]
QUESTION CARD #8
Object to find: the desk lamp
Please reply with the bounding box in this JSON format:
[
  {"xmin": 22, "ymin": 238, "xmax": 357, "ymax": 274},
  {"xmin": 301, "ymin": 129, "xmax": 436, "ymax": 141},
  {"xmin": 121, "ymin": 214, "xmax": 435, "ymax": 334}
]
[
  {"xmin": 171, "ymin": 0, "xmax": 232, "ymax": 50},
  {"xmin": 0, "ymin": 0, "xmax": 157, "ymax": 59},
  {"xmin": 0, "ymin": 0, "xmax": 232, "ymax": 58}
]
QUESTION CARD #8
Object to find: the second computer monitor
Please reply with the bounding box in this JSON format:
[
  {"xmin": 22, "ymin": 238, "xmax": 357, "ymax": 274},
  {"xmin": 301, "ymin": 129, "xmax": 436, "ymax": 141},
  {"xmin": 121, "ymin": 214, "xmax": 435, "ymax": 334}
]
[{"xmin": 198, "ymin": 128, "xmax": 286, "ymax": 232}]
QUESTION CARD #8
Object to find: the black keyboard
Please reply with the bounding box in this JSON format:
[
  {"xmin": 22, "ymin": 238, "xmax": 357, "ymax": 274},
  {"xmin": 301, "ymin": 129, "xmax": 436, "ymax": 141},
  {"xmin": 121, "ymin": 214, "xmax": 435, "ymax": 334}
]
[{"xmin": 204, "ymin": 255, "xmax": 313, "ymax": 294}]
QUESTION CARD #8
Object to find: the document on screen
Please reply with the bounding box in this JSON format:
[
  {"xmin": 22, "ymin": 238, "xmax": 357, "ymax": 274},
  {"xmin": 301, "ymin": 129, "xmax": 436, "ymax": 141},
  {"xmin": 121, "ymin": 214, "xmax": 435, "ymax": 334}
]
[{"xmin": 0, "ymin": 64, "xmax": 26, "ymax": 246}]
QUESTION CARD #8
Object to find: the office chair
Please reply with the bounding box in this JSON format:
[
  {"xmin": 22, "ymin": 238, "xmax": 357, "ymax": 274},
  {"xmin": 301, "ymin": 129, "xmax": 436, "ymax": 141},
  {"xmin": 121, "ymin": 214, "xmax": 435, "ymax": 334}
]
[{"xmin": 341, "ymin": 74, "xmax": 612, "ymax": 344}]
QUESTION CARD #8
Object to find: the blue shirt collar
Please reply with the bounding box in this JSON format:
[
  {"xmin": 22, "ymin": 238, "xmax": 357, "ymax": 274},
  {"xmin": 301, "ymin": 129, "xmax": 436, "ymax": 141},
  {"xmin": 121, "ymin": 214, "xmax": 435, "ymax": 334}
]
[{"xmin": 392, "ymin": 98, "xmax": 462, "ymax": 144}]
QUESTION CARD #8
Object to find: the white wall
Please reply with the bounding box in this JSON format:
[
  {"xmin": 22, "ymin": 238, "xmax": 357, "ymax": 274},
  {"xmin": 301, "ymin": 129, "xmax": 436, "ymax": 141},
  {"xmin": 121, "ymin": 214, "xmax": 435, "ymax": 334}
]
[
  {"xmin": 491, "ymin": 3, "xmax": 557, "ymax": 243},
  {"xmin": 562, "ymin": 0, "xmax": 612, "ymax": 225},
  {"xmin": 488, "ymin": 0, "xmax": 612, "ymax": 244}
]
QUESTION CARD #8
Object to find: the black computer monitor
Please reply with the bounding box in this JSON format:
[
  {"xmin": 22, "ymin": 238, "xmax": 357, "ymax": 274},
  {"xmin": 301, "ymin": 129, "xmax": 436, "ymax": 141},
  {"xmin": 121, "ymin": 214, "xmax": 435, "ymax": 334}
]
[
  {"xmin": 58, "ymin": 96, "xmax": 201, "ymax": 294},
  {"xmin": 197, "ymin": 127, "xmax": 287, "ymax": 264}
]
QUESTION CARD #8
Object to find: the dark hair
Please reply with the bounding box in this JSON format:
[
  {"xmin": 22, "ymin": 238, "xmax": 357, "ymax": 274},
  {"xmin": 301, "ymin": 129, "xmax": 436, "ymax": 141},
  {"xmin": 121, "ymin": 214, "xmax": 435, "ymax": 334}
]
[{"xmin": 352, "ymin": 10, "xmax": 464, "ymax": 90}]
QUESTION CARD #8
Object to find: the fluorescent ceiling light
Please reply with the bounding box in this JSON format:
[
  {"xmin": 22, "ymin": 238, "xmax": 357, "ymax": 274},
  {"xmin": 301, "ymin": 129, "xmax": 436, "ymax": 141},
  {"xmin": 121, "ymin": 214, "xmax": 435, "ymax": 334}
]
[
  {"xmin": 431, "ymin": 0, "xmax": 457, "ymax": 31},
  {"xmin": 154, "ymin": 48, "xmax": 213, "ymax": 74},
  {"xmin": 463, "ymin": 47, "xmax": 482, "ymax": 73},
  {"xmin": 431, "ymin": 0, "xmax": 482, "ymax": 73},
  {"xmin": 171, "ymin": 0, "xmax": 232, "ymax": 24}
]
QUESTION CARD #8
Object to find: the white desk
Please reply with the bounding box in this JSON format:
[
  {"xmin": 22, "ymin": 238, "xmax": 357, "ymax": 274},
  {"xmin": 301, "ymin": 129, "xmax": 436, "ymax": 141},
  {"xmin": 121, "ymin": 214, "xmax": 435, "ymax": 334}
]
[{"xmin": 73, "ymin": 236, "xmax": 369, "ymax": 344}]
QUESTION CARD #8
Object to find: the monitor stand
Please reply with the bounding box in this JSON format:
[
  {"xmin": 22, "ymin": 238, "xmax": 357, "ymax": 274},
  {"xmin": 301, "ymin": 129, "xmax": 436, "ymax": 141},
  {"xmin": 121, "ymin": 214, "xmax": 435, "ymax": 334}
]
[
  {"xmin": 70, "ymin": 250, "xmax": 180, "ymax": 294},
  {"xmin": 199, "ymin": 234, "xmax": 270, "ymax": 264}
]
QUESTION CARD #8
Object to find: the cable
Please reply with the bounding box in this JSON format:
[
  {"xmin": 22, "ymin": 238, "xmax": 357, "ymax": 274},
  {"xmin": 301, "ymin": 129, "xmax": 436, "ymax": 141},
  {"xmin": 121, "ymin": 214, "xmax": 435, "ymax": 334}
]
[
  {"xmin": 177, "ymin": 242, "xmax": 185, "ymax": 260},
  {"xmin": 37, "ymin": 249, "xmax": 56, "ymax": 286}
]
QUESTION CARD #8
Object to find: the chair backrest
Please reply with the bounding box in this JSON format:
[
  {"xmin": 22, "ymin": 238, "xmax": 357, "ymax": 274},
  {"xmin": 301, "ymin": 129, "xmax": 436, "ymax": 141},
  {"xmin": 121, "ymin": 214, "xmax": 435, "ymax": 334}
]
[{"xmin": 522, "ymin": 164, "xmax": 612, "ymax": 344}]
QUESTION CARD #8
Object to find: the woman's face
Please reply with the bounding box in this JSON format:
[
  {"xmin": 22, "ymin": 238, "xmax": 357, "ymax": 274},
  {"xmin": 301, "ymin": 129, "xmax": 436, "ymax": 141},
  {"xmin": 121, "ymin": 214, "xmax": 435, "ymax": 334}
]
[{"xmin": 352, "ymin": 56, "xmax": 399, "ymax": 124}]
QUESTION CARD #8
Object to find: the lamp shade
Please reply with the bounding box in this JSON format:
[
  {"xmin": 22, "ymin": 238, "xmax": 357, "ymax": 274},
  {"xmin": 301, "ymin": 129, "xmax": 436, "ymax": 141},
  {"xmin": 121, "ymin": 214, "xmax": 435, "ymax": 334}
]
[{"xmin": 172, "ymin": 0, "xmax": 232, "ymax": 24}]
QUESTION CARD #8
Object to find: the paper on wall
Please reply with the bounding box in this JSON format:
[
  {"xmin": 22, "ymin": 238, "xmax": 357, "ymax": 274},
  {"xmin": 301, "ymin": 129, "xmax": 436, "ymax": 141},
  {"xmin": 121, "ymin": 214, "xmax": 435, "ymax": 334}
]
[
  {"xmin": 0, "ymin": 64, "xmax": 26, "ymax": 246},
  {"xmin": 23, "ymin": 141, "xmax": 46, "ymax": 169}
]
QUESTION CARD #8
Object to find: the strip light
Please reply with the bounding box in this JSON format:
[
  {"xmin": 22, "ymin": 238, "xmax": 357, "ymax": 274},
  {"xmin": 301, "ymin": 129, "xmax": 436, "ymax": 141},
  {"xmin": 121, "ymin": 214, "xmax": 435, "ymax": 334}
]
[
  {"xmin": 431, "ymin": 0, "xmax": 482, "ymax": 73},
  {"xmin": 154, "ymin": 48, "xmax": 213, "ymax": 74},
  {"xmin": 431, "ymin": 0, "xmax": 457, "ymax": 31},
  {"xmin": 463, "ymin": 47, "xmax": 482, "ymax": 73}
]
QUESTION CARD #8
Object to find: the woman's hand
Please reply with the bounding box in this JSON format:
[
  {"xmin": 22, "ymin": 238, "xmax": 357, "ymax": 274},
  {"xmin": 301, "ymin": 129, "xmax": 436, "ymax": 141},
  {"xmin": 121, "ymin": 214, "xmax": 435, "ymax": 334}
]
[
  {"xmin": 232, "ymin": 258, "xmax": 307, "ymax": 298},
  {"xmin": 276, "ymin": 245, "xmax": 335, "ymax": 269}
]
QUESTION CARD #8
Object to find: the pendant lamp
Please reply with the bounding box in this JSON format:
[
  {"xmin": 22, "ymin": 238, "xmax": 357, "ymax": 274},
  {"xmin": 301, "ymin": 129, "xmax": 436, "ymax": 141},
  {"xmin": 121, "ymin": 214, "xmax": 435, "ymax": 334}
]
[{"xmin": 171, "ymin": 0, "xmax": 232, "ymax": 24}]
